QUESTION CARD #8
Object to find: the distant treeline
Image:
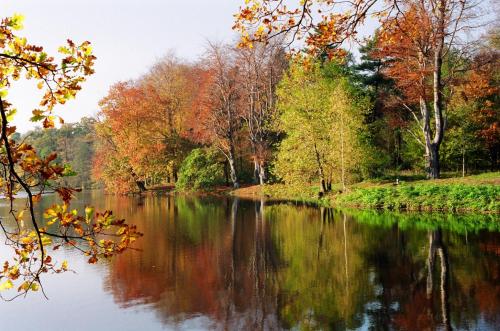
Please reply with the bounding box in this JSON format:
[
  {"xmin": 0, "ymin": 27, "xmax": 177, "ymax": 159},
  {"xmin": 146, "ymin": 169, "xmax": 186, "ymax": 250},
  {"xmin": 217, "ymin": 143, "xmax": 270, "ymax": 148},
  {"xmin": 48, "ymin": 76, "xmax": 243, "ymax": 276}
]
[{"xmin": 21, "ymin": 117, "xmax": 96, "ymax": 189}]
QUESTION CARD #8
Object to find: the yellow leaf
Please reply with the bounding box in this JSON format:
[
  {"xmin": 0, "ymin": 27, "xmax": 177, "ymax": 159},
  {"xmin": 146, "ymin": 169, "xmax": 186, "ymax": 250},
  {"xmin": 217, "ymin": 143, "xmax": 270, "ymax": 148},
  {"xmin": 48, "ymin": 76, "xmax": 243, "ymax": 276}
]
[
  {"xmin": 18, "ymin": 281, "xmax": 30, "ymax": 291},
  {"xmin": 20, "ymin": 236, "xmax": 32, "ymax": 245},
  {"xmin": 41, "ymin": 236, "xmax": 52, "ymax": 246},
  {"xmin": 10, "ymin": 13, "xmax": 24, "ymax": 30},
  {"xmin": 0, "ymin": 279, "xmax": 13, "ymax": 291},
  {"xmin": 17, "ymin": 210, "xmax": 24, "ymax": 220},
  {"xmin": 61, "ymin": 260, "xmax": 68, "ymax": 270}
]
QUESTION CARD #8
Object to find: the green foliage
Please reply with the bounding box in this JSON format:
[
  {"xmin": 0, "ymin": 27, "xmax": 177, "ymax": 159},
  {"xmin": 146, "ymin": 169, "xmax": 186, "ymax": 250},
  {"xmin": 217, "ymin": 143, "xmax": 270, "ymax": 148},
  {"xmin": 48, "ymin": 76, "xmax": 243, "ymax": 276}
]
[
  {"xmin": 357, "ymin": 127, "xmax": 392, "ymax": 179},
  {"xmin": 176, "ymin": 148, "xmax": 225, "ymax": 191},
  {"xmin": 273, "ymin": 59, "xmax": 371, "ymax": 190},
  {"xmin": 441, "ymin": 65, "xmax": 499, "ymax": 172},
  {"xmin": 336, "ymin": 183, "xmax": 500, "ymax": 212},
  {"xmin": 24, "ymin": 117, "xmax": 96, "ymax": 189},
  {"xmin": 353, "ymin": 35, "xmax": 397, "ymax": 176}
]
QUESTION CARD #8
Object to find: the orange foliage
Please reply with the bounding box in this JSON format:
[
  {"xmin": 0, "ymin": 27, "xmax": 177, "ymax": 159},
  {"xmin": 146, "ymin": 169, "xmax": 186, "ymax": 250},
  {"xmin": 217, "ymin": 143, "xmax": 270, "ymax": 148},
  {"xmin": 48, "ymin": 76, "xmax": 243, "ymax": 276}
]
[{"xmin": 373, "ymin": 3, "xmax": 434, "ymax": 106}]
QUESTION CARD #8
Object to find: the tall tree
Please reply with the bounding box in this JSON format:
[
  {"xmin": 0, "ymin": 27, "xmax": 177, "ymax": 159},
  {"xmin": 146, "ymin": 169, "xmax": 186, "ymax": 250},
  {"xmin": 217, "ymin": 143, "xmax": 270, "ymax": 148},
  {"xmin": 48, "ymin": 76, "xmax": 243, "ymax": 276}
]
[
  {"xmin": 141, "ymin": 55, "xmax": 196, "ymax": 182},
  {"xmin": 94, "ymin": 55, "xmax": 204, "ymax": 193},
  {"xmin": 235, "ymin": 0, "xmax": 482, "ymax": 179},
  {"xmin": 235, "ymin": 42, "xmax": 287, "ymax": 185},
  {"xmin": 373, "ymin": 1, "xmax": 479, "ymax": 178},
  {"xmin": 95, "ymin": 81, "xmax": 151, "ymax": 193},
  {"xmin": 274, "ymin": 60, "xmax": 368, "ymax": 193},
  {"xmin": 203, "ymin": 43, "xmax": 243, "ymax": 188}
]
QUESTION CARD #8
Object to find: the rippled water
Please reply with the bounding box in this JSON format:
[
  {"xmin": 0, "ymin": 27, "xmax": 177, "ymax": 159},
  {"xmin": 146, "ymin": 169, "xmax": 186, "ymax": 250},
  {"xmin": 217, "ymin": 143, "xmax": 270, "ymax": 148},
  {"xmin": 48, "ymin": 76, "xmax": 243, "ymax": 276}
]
[{"xmin": 1, "ymin": 191, "xmax": 499, "ymax": 330}]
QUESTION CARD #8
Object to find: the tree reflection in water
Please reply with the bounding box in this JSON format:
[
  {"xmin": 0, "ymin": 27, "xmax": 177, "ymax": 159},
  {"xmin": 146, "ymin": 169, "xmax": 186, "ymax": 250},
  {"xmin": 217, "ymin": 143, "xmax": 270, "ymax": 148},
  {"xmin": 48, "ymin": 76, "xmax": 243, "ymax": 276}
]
[{"xmin": 100, "ymin": 195, "xmax": 500, "ymax": 330}]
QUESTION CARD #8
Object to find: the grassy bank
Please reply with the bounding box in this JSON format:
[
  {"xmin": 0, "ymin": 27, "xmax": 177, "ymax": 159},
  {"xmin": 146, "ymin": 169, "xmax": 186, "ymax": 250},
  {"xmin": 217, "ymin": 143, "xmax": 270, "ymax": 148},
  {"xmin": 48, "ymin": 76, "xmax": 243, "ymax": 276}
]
[
  {"xmin": 231, "ymin": 172, "xmax": 500, "ymax": 213},
  {"xmin": 335, "ymin": 182, "xmax": 499, "ymax": 212}
]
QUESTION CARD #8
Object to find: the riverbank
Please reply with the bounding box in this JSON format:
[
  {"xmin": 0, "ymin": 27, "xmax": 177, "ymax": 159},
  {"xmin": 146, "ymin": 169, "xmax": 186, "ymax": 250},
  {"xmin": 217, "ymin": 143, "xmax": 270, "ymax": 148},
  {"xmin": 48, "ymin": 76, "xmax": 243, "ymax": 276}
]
[{"xmin": 230, "ymin": 172, "xmax": 500, "ymax": 213}]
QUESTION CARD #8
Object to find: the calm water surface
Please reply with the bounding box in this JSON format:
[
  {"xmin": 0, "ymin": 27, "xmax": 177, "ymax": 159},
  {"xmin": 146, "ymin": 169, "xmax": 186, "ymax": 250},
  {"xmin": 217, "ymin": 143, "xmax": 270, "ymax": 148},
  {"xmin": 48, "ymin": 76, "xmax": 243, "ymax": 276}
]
[{"xmin": 0, "ymin": 191, "xmax": 499, "ymax": 331}]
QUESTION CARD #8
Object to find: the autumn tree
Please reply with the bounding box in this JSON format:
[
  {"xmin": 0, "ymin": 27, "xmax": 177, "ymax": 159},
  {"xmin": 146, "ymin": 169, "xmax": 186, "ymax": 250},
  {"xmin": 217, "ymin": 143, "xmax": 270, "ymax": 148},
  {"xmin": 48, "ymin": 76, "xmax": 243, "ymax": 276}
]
[
  {"xmin": 235, "ymin": 0, "xmax": 482, "ymax": 179},
  {"xmin": 94, "ymin": 55, "xmax": 203, "ymax": 193},
  {"xmin": 443, "ymin": 39, "xmax": 499, "ymax": 173},
  {"xmin": 234, "ymin": 41, "xmax": 287, "ymax": 185},
  {"xmin": 0, "ymin": 14, "xmax": 141, "ymax": 298},
  {"xmin": 140, "ymin": 55, "xmax": 196, "ymax": 182},
  {"xmin": 374, "ymin": 1, "xmax": 482, "ymax": 178},
  {"xmin": 94, "ymin": 81, "xmax": 151, "ymax": 193},
  {"xmin": 202, "ymin": 43, "xmax": 243, "ymax": 188}
]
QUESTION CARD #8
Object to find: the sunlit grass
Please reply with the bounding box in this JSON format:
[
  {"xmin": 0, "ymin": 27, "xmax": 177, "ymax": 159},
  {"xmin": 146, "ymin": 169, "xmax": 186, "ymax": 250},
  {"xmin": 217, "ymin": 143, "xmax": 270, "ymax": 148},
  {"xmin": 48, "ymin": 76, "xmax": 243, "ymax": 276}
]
[
  {"xmin": 251, "ymin": 172, "xmax": 500, "ymax": 213},
  {"xmin": 335, "ymin": 183, "xmax": 499, "ymax": 212}
]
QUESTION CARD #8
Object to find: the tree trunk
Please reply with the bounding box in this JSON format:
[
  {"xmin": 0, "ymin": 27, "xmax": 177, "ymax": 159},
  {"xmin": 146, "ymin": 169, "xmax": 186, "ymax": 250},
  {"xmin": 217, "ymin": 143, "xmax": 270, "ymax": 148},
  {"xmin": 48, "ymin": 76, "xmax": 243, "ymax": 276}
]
[
  {"xmin": 430, "ymin": 0, "xmax": 446, "ymax": 179},
  {"xmin": 421, "ymin": 100, "xmax": 441, "ymax": 180},
  {"xmin": 313, "ymin": 143, "xmax": 328, "ymax": 194},
  {"xmin": 253, "ymin": 159, "xmax": 259, "ymax": 184},
  {"xmin": 462, "ymin": 149, "xmax": 466, "ymax": 177},
  {"xmin": 340, "ymin": 112, "xmax": 346, "ymax": 191},
  {"xmin": 227, "ymin": 146, "xmax": 240, "ymax": 189},
  {"xmin": 253, "ymin": 158, "xmax": 266, "ymax": 185},
  {"xmin": 427, "ymin": 143, "xmax": 440, "ymax": 180},
  {"xmin": 418, "ymin": 0, "xmax": 445, "ymax": 181},
  {"xmin": 319, "ymin": 178, "xmax": 327, "ymax": 195},
  {"xmin": 257, "ymin": 160, "xmax": 266, "ymax": 185},
  {"xmin": 223, "ymin": 161, "xmax": 229, "ymax": 186},
  {"xmin": 173, "ymin": 168, "xmax": 178, "ymax": 183},
  {"xmin": 129, "ymin": 167, "xmax": 146, "ymax": 193}
]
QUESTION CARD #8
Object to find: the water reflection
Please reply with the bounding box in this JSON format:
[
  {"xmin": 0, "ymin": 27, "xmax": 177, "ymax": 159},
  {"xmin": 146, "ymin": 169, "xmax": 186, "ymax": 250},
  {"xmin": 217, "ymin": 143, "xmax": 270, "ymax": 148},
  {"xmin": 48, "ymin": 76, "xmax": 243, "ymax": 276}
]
[
  {"xmin": 1, "ymin": 193, "xmax": 499, "ymax": 330},
  {"xmin": 99, "ymin": 195, "xmax": 500, "ymax": 330},
  {"xmin": 103, "ymin": 196, "xmax": 282, "ymax": 330}
]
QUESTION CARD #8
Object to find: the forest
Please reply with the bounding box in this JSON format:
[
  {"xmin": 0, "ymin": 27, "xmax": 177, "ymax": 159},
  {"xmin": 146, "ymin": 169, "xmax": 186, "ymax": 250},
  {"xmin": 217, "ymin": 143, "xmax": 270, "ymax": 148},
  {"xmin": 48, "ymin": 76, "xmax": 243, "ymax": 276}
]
[{"xmin": 25, "ymin": 12, "xmax": 498, "ymax": 201}]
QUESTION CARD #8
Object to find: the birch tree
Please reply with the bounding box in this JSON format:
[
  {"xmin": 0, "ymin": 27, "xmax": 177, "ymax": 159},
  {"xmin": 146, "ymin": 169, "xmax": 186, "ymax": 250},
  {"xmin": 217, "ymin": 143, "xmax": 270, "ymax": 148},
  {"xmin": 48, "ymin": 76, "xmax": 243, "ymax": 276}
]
[
  {"xmin": 235, "ymin": 42, "xmax": 287, "ymax": 185},
  {"xmin": 203, "ymin": 43, "xmax": 242, "ymax": 188},
  {"xmin": 274, "ymin": 60, "xmax": 368, "ymax": 193}
]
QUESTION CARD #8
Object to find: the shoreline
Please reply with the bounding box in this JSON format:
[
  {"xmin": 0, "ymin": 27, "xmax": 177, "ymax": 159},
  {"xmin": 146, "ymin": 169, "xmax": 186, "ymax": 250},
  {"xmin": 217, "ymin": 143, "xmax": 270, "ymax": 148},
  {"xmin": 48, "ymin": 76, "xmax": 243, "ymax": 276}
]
[
  {"xmin": 104, "ymin": 172, "xmax": 499, "ymax": 215},
  {"xmin": 227, "ymin": 173, "xmax": 500, "ymax": 214}
]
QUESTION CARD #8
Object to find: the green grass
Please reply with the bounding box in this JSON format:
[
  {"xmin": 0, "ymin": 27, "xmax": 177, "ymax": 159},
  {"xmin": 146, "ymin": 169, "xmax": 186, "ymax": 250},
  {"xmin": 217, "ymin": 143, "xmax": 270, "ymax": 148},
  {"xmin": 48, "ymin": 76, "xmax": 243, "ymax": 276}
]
[
  {"xmin": 335, "ymin": 183, "xmax": 499, "ymax": 212},
  {"xmin": 259, "ymin": 172, "xmax": 500, "ymax": 213}
]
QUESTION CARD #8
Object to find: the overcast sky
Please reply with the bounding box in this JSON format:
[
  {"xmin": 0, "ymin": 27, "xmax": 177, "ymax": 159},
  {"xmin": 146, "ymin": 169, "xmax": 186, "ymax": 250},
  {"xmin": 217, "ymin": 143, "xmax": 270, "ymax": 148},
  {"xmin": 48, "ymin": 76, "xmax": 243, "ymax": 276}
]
[{"xmin": 2, "ymin": 0, "xmax": 241, "ymax": 132}]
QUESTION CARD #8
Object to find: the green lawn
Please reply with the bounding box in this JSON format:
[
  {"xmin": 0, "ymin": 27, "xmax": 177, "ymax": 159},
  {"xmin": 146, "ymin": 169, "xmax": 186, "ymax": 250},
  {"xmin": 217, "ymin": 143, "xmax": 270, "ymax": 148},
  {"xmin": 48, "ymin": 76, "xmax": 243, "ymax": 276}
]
[{"xmin": 254, "ymin": 172, "xmax": 500, "ymax": 213}]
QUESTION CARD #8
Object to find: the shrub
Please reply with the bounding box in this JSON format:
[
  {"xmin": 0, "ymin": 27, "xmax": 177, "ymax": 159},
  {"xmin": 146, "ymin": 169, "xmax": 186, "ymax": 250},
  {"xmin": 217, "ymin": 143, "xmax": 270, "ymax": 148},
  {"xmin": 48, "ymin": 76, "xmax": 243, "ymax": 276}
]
[{"xmin": 176, "ymin": 148, "xmax": 225, "ymax": 191}]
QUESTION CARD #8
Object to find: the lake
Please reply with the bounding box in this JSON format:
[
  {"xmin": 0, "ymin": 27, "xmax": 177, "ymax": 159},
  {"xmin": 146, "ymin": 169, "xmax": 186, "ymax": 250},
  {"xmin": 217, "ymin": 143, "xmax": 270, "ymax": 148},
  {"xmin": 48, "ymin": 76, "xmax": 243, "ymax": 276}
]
[{"xmin": 1, "ymin": 191, "xmax": 499, "ymax": 330}]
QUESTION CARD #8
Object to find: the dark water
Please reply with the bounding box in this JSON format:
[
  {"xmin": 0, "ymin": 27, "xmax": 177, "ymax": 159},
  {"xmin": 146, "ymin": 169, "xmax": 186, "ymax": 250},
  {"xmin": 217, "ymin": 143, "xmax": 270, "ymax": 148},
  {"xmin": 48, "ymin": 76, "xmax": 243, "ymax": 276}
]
[{"xmin": 1, "ymin": 192, "xmax": 499, "ymax": 331}]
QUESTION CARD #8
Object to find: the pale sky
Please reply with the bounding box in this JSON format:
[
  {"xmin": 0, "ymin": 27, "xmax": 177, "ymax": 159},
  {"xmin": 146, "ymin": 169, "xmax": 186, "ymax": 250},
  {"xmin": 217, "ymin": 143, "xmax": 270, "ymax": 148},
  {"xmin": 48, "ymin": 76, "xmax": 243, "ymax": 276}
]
[
  {"xmin": 2, "ymin": 0, "xmax": 241, "ymax": 132},
  {"xmin": 2, "ymin": 0, "xmax": 495, "ymax": 132}
]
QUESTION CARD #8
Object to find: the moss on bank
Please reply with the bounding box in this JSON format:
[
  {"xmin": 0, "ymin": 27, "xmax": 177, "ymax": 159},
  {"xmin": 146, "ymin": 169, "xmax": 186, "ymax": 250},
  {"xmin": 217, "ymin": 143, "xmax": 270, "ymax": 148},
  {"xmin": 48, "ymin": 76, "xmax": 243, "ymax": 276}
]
[{"xmin": 230, "ymin": 172, "xmax": 500, "ymax": 213}]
